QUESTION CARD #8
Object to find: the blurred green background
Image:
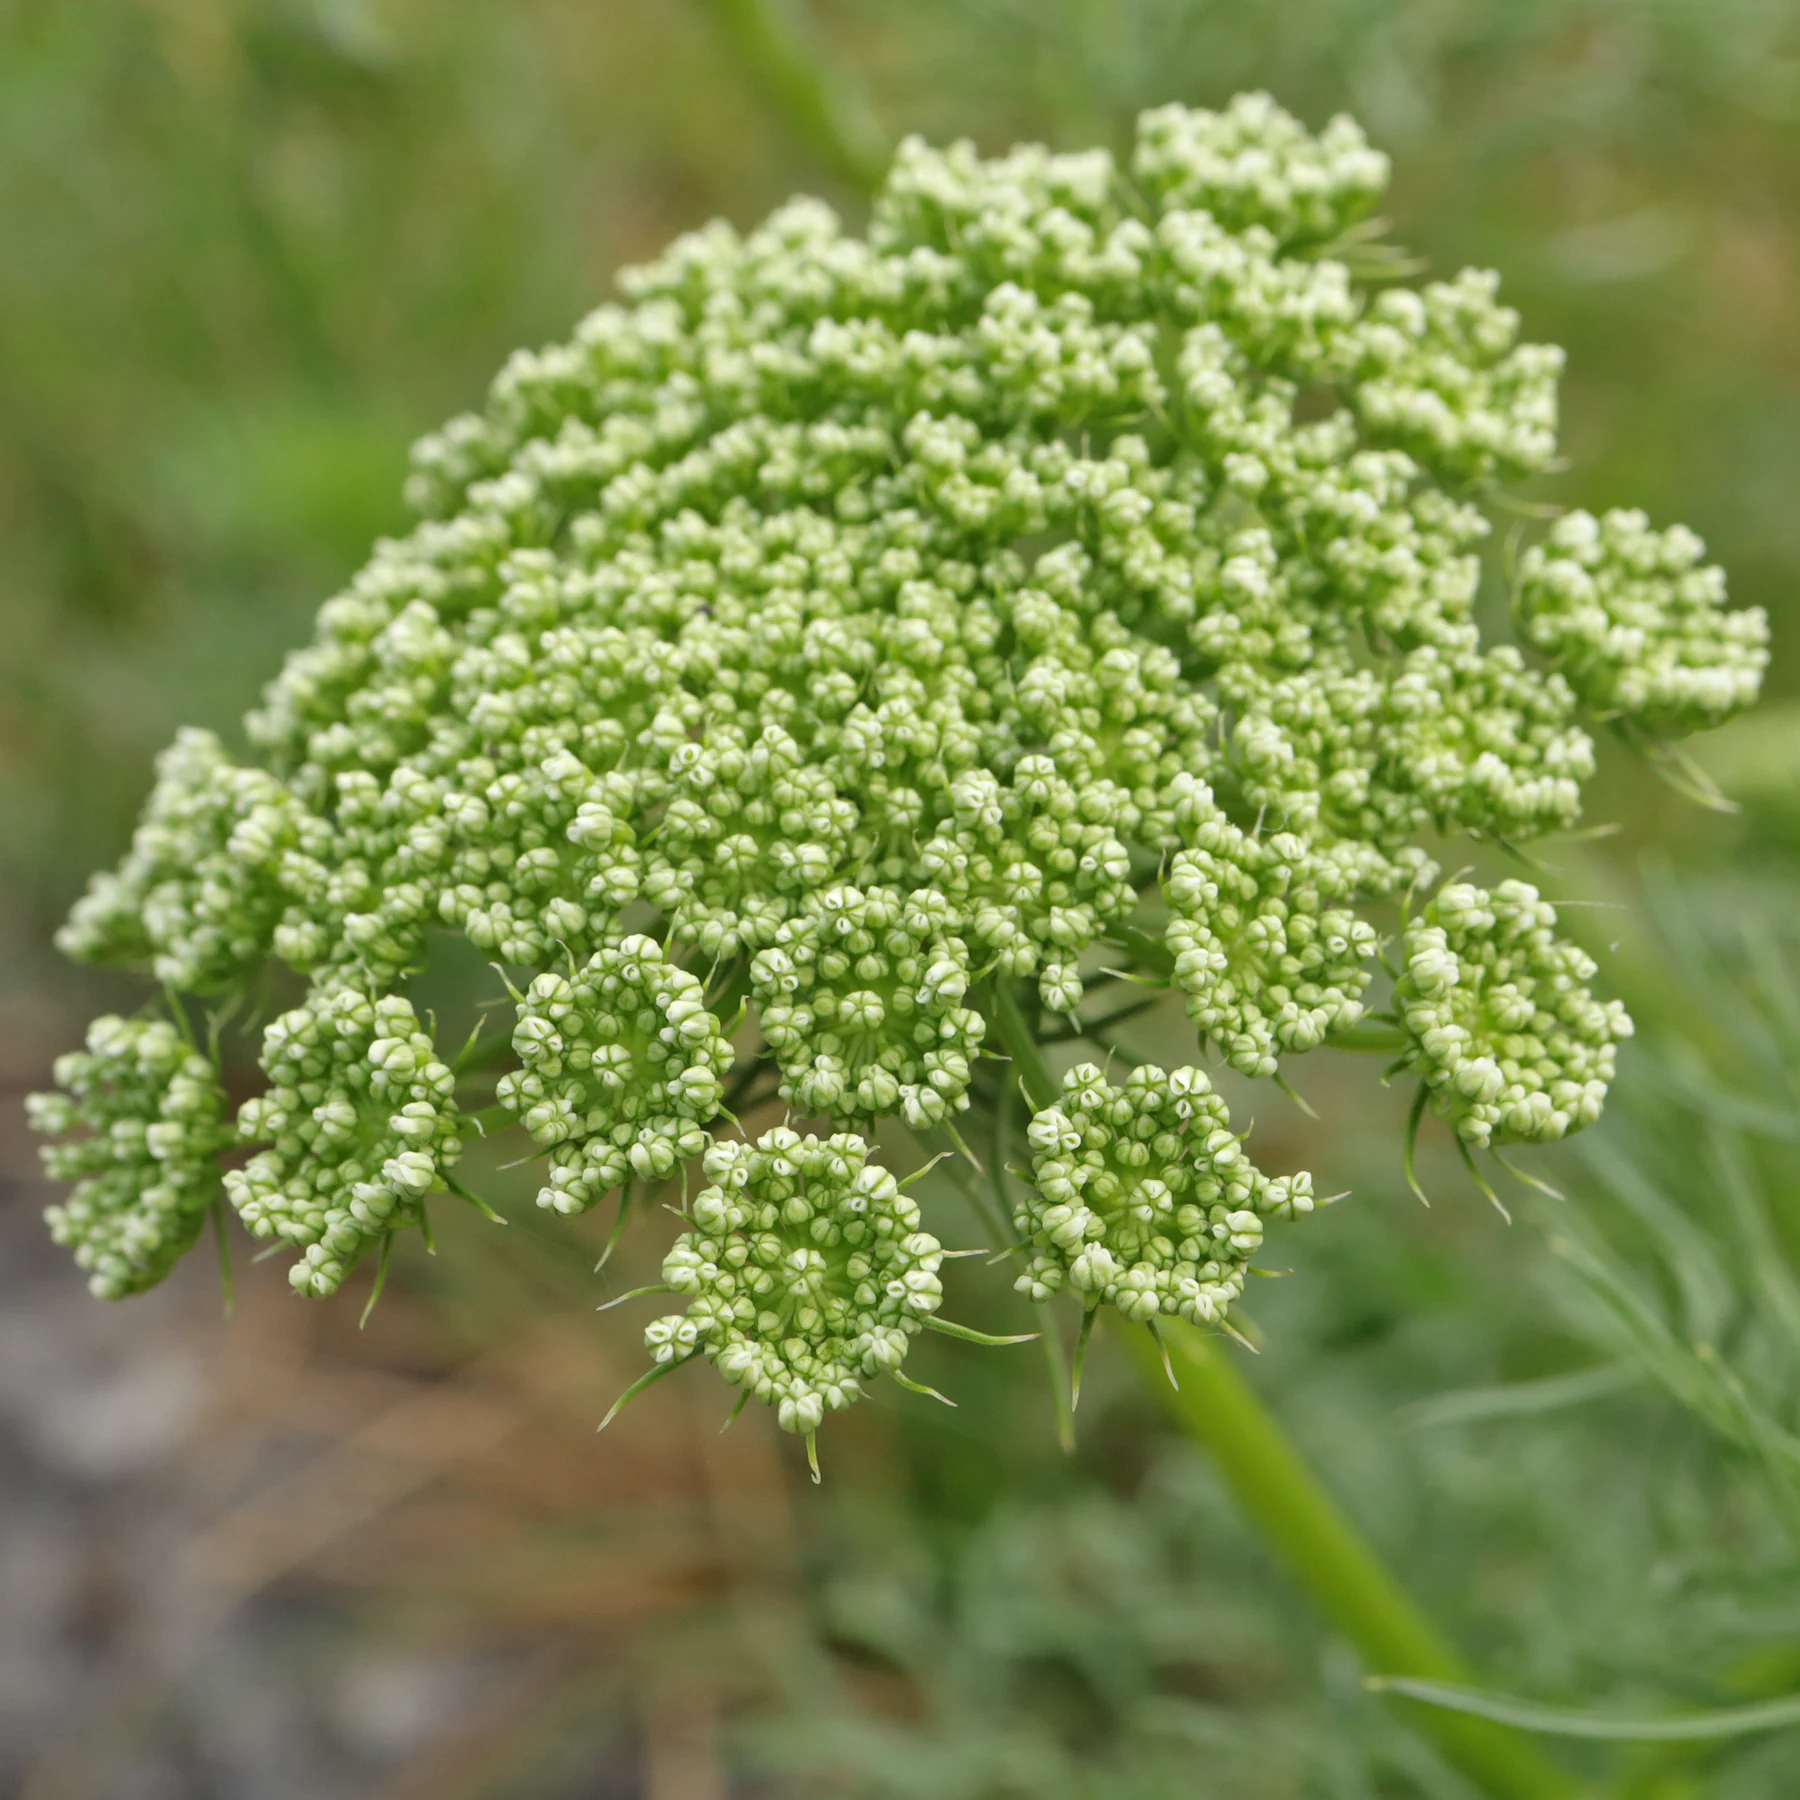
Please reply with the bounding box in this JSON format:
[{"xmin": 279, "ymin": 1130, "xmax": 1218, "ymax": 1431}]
[{"xmin": 6, "ymin": 1, "xmax": 1800, "ymax": 1795}]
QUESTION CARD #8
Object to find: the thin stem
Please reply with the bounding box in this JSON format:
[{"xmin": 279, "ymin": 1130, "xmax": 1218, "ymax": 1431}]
[
  {"xmin": 992, "ymin": 1079, "xmax": 1075, "ymax": 1454},
  {"xmin": 1070, "ymin": 1303, "xmax": 1099, "ymax": 1411},
  {"xmin": 211, "ymin": 1194, "xmax": 234, "ymax": 1320},
  {"xmin": 1037, "ymin": 1305, "xmax": 1077, "ymax": 1455},
  {"xmin": 939, "ymin": 1149, "xmax": 1011, "ymax": 1250},
  {"xmin": 1106, "ymin": 923, "xmax": 1176, "ymax": 981},
  {"xmin": 724, "ymin": 1050, "xmax": 777, "ymax": 1119},
  {"xmin": 1124, "ymin": 1321, "xmax": 1586, "ymax": 1800},
  {"xmin": 988, "ymin": 980, "xmax": 1056, "ymax": 1110}
]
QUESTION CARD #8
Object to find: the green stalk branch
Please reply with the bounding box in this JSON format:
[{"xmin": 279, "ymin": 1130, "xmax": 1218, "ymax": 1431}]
[
  {"xmin": 989, "ymin": 979, "xmax": 1057, "ymax": 1110},
  {"xmin": 1124, "ymin": 1322, "xmax": 1586, "ymax": 1800}
]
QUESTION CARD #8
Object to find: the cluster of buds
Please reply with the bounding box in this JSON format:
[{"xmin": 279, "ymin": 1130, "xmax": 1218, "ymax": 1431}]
[
  {"xmin": 1164, "ymin": 785, "xmax": 1377, "ymax": 1077},
  {"xmin": 29, "ymin": 1017, "xmax": 233, "ymax": 1299},
  {"xmin": 227, "ymin": 989, "xmax": 462, "ymax": 1295},
  {"xmin": 1016, "ymin": 1063, "xmax": 1313, "ymax": 1330},
  {"xmin": 32, "ymin": 95, "xmax": 1762, "ymax": 1454},
  {"xmin": 751, "ymin": 885, "xmax": 985, "ymax": 1130},
  {"xmin": 648, "ymin": 1129, "xmax": 946, "ymax": 1438},
  {"xmin": 1132, "ymin": 93, "xmax": 1391, "ymax": 244},
  {"xmin": 918, "ymin": 760, "xmax": 1136, "ymax": 1015},
  {"xmin": 498, "ymin": 934, "xmax": 732, "ymax": 1212},
  {"xmin": 56, "ymin": 728, "xmax": 302, "ymax": 993},
  {"xmin": 1396, "ymin": 881, "xmax": 1634, "ymax": 1149},
  {"xmin": 1516, "ymin": 508, "xmax": 1769, "ymax": 736}
]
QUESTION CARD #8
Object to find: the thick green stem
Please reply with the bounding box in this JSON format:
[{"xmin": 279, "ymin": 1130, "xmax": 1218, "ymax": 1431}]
[
  {"xmin": 987, "ymin": 980, "xmax": 1583, "ymax": 1798},
  {"xmin": 1124, "ymin": 1322, "xmax": 1586, "ymax": 1799}
]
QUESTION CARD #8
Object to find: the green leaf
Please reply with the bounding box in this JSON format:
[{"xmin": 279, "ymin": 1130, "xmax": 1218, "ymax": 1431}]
[
  {"xmin": 1368, "ymin": 1676, "xmax": 1800, "ymax": 1743},
  {"xmin": 1394, "ymin": 1361, "xmax": 1640, "ymax": 1432}
]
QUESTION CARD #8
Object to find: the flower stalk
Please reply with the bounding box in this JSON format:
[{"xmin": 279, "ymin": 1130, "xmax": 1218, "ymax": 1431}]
[
  {"xmin": 990, "ymin": 983, "xmax": 1582, "ymax": 1799},
  {"xmin": 1125, "ymin": 1322, "xmax": 1586, "ymax": 1800}
]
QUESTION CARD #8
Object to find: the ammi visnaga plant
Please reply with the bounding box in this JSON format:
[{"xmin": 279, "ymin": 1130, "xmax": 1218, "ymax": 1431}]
[{"xmin": 32, "ymin": 96, "xmax": 1766, "ymax": 1476}]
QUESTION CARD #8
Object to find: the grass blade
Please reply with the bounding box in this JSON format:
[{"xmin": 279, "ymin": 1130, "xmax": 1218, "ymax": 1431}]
[{"xmin": 1368, "ymin": 1677, "xmax": 1800, "ymax": 1743}]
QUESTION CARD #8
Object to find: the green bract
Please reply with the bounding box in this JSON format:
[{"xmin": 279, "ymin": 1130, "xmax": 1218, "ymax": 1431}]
[
  {"xmin": 30, "ymin": 95, "xmax": 1763, "ymax": 1449},
  {"xmin": 1396, "ymin": 881, "xmax": 1633, "ymax": 1149},
  {"xmin": 651, "ymin": 1128, "xmax": 943, "ymax": 1434},
  {"xmin": 1016, "ymin": 1062, "xmax": 1311, "ymax": 1329},
  {"xmin": 29, "ymin": 1016, "xmax": 233, "ymax": 1299}
]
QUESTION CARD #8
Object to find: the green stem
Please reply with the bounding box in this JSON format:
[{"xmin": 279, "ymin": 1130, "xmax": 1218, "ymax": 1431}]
[
  {"xmin": 988, "ymin": 979, "xmax": 1057, "ymax": 1110},
  {"xmin": 695, "ymin": 0, "xmax": 889, "ymax": 192},
  {"xmin": 992, "ymin": 982, "xmax": 1582, "ymax": 1797},
  {"xmin": 1107, "ymin": 923, "xmax": 1176, "ymax": 981},
  {"xmin": 1124, "ymin": 1321, "xmax": 1587, "ymax": 1800}
]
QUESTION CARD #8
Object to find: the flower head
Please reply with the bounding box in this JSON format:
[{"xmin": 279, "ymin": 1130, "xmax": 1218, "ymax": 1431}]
[
  {"xmin": 1517, "ymin": 508, "xmax": 1768, "ymax": 736},
  {"xmin": 1396, "ymin": 880, "xmax": 1634, "ymax": 1148},
  {"xmin": 37, "ymin": 96, "xmax": 1755, "ymax": 1325},
  {"xmin": 1016, "ymin": 1062, "xmax": 1313, "ymax": 1328},
  {"xmin": 57, "ymin": 729, "xmax": 305, "ymax": 993},
  {"xmin": 751, "ymin": 885, "xmax": 985, "ymax": 1130},
  {"xmin": 1164, "ymin": 784, "xmax": 1378, "ymax": 1076},
  {"xmin": 499, "ymin": 933, "xmax": 731, "ymax": 1211},
  {"xmin": 29, "ymin": 1016, "xmax": 233, "ymax": 1299},
  {"xmin": 227, "ymin": 988, "xmax": 462, "ymax": 1294},
  {"xmin": 649, "ymin": 1127, "xmax": 943, "ymax": 1434}
]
